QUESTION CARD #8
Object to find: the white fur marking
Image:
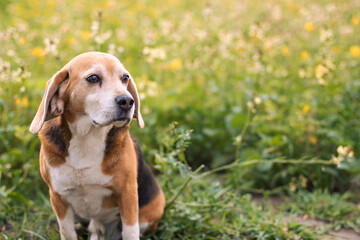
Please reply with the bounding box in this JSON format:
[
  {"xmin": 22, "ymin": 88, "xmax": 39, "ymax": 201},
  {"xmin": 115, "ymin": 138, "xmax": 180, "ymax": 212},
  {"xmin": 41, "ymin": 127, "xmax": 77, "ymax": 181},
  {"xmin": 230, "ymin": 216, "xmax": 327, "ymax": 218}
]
[
  {"xmin": 58, "ymin": 208, "xmax": 77, "ymax": 240},
  {"xmin": 122, "ymin": 222, "xmax": 140, "ymax": 240},
  {"xmin": 139, "ymin": 221, "xmax": 153, "ymax": 236}
]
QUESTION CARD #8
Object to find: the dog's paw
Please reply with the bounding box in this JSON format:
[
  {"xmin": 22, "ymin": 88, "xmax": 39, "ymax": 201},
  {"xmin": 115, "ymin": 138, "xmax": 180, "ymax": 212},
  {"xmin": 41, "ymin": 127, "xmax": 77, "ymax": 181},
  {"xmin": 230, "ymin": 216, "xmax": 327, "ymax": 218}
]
[{"xmin": 122, "ymin": 222, "xmax": 140, "ymax": 240}]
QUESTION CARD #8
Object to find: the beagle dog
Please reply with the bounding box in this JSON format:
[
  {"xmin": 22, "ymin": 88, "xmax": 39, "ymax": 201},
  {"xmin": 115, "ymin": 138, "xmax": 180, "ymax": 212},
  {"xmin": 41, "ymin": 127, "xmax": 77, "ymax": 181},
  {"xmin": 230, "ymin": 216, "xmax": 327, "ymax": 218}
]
[{"xmin": 29, "ymin": 52, "xmax": 165, "ymax": 240}]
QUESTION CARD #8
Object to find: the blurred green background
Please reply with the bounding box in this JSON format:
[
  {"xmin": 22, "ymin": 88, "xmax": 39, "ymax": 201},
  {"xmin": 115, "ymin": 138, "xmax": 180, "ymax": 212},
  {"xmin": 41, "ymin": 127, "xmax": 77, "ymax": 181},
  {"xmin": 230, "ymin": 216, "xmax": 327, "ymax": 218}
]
[{"xmin": 0, "ymin": 0, "xmax": 359, "ymax": 239}]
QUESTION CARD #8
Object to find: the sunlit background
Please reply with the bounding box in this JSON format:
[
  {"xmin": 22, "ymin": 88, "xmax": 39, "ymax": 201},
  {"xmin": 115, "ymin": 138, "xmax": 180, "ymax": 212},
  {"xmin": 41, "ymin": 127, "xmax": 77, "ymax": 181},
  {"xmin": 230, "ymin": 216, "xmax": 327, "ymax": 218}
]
[{"xmin": 0, "ymin": 0, "xmax": 359, "ymax": 238}]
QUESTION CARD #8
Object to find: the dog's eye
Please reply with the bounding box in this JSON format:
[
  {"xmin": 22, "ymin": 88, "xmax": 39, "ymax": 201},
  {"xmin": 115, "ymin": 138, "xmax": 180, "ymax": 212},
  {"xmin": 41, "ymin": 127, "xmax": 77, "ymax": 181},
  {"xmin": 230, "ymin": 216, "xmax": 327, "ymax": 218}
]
[
  {"xmin": 86, "ymin": 74, "xmax": 101, "ymax": 84},
  {"xmin": 122, "ymin": 74, "xmax": 129, "ymax": 84}
]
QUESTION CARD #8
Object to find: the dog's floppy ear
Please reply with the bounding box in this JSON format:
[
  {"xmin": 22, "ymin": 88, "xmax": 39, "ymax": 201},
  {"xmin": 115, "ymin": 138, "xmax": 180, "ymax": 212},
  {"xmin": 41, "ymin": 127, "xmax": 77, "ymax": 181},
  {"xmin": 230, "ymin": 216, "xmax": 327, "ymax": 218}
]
[
  {"xmin": 29, "ymin": 67, "xmax": 69, "ymax": 133},
  {"xmin": 127, "ymin": 77, "xmax": 144, "ymax": 128}
]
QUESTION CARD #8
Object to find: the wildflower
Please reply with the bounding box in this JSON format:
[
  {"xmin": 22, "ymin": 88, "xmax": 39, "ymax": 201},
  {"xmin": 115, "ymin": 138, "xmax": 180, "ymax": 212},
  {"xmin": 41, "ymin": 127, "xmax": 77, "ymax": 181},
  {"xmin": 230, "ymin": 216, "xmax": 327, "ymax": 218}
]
[
  {"xmin": 304, "ymin": 22, "xmax": 315, "ymax": 32},
  {"xmin": 44, "ymin": 38, "xmax": 59, "ymax": 56},
  {"xmin": 309, "ymin": 136, "xmax": 317, "ymax": 145},
  {"xmin": 90, "ymin": 20, "xmax": 100, "ymax": 37},
  {"xmin": 337, "ymin": 145, "xmax": 353, "ymax": 156},
  {"xmin": 301, "ymin": 51, "xmax": 308, "ymax": 60},
  {"xmin": 299, "ymin": 175, "xmax": 307, "ymax": 188},
  {"xmin": 254, "ymin": 97, "xmax": 262, "ymax": 105},
  {"xmin": 298, "ymin": 69, "xmax": 306, "ymax": 78},
  {"xmin": 289, "ymin": 178, "xmax": 297, "ymax": 192},
  {"xmin": 247, "ymin": 101, "xmax": 256, "ymax": 113},
  {"xmin": 22, "ymin": 97, "xmax": 29, "ymax": 107},
  {"xmin": 19, "ymin": 37, "xmax": 26, "ymax": 45},
  {"xmin": 47, "ymin": 0, "xmax": 56, "ymax": 7},
  {"xmin": 350, "ymin": 45, "xmax": 360, "ymax": 57},
  {"xmin": 249, "ymin": 24, "xmax": 263, "ymax": 41},
  {"xmin": 234, "ymin": 135, "xmax": 242, "ymax": 144},
  {"xmin": 315, "ymin": 64, "xmax": 327, "ymax": 79},
  {"xmin": 331, "ymin": 155, "xmax": 342, "ymax": 167},
  {"xmin": 320, "ymin": 29, "xmax": 333, "ymax": 42},
  {"xmin": 94, "ymin": 31, "xmax": 112, "ymax": 45},
  {"xmin": 31, "ymin": 47, "xmax": 45, "ymax": 58},
  {"xmin": 281, "ymin": 46, "xmax": 289, "ymax": 56},
  {"xmin": 15, "ymin": 98, "xmax": 21, "ymax": 106},
  {"xmin": 81, "ymin": 30, "xmax": 91, "ymax": 40},
  {"xmin": 351, "ymin": 16, "xmax": 359, "ymax": 26},
  {"xmin": 143, "ymin": 47, "xmax": 167, "ymax": 63},
  {"xmin": 15, "ymin": 97, "xmax": 29, "ymax": 107},
  {"xmin": 170, "ymin": 58, "xmax": 182, "ymax": 71},
  {"xmin": 134, "ymin": 2, "xmax": 145, "ymax": 11},
  {"xmin": 331, "ymin": 145, "xmax": 355, "ymax": 167},
  {"xmin": 302, "ymin": 105, "xmax": 310, "ymax": 114}
]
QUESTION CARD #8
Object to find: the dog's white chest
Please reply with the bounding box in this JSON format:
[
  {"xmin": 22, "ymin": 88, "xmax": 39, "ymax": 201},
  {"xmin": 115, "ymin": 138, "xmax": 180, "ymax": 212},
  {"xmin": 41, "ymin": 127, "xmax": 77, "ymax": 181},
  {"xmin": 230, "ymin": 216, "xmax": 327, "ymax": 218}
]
[{"xmin": 49, "ymin": 124, "xmax": 118, "ymax": 221}]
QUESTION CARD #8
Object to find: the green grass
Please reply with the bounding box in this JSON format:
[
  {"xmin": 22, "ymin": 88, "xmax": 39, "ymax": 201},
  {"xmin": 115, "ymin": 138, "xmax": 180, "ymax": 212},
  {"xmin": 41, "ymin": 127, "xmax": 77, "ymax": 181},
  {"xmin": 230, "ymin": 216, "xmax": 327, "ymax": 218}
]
[{"xmin": 1, "ymin": 0, "xmax": 360, "ymax": 239}]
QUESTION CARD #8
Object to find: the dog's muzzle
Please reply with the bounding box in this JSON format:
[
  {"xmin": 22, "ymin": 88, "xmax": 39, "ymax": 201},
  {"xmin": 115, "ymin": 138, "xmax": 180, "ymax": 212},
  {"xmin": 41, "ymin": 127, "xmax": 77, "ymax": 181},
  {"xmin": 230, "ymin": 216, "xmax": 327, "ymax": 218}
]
[{"xmin": 115, "ymin": 95, "xmax": 134, "ymax": 111}]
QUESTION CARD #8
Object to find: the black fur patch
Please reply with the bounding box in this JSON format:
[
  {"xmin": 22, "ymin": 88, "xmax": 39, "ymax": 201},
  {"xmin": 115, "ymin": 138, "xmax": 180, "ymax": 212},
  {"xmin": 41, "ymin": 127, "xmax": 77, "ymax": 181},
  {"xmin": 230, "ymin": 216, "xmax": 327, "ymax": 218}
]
[
  {"xmin": 45, "ymin": 122, "xmax": 68, "ymax": 155},
  {"xmin": 104, "ymin": 127, "xmax": 120, "ymax": 157},
  {"xmin": 133, "ymin": 138, "xmax": 159, "ymax": 208}
]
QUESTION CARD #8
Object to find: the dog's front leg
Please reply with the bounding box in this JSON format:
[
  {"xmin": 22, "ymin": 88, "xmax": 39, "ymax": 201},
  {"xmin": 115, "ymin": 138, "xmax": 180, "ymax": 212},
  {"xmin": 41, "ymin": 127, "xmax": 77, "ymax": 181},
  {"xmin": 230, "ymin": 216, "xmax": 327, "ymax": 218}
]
[
  {"xmin": 50, "ymin": 190, "xmax": 77, "ymax": 240},
  {"xmin": 118, "ymin": 181, "xmax": 139, "ymax": 240}
]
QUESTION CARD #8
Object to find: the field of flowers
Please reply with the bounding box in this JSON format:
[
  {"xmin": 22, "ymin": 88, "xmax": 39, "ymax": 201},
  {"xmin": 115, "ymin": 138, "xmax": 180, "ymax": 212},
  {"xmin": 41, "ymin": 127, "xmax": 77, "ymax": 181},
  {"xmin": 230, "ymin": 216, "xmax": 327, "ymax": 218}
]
[{"xmin": 0, "ymin": 0, "xmax": 360, "ymax": 239}]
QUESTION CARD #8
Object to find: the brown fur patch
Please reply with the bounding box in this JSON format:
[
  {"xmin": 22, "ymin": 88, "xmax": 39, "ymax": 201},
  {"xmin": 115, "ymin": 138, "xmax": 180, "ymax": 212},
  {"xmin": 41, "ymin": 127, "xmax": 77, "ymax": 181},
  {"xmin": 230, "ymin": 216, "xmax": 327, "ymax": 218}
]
[
  {"xmin": 101, "ymin": 193, "xmax": 117, "ymax": 209},
  {"xmin": 39, "ymin": 148, "xmax": 52, "ymax": 187},
  {"xmin": 39, "ymin": 117, "xmax": 71, "ymax": 167},
  {"xmin": 102, "ymin": 126, "xmax": 131, "ymax": 175},
  {"xmin": 50, "ymin": 190, "xmax": 69, "ymax": 220},
  {"xmin": 139, "ymin": 187, "xmax": 166, "ymax": 226},
  {"xmin": 102, "ymin": 127, "xmax": 139, "ymax": 226}
]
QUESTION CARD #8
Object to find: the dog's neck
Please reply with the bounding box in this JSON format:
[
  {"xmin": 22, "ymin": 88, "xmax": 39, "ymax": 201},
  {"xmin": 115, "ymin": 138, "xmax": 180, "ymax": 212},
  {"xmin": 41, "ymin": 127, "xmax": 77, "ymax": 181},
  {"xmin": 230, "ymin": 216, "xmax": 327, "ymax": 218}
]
[{"xmin": 65, "ymin": 116, "xmax": 112, "ymax": 168}]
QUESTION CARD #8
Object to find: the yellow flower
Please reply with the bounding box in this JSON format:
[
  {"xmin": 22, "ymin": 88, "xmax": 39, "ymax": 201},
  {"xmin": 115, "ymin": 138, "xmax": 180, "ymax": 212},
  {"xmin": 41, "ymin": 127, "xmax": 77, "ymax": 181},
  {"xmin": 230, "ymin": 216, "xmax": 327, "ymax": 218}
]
[
  {"xmin": 101, "ymin": 0, "xmax": 111, "ymax": 8},
  {"xmin": 302, "ymin": 105, "xmax": 310, "ymax": 114},
  {"xmin": 134, "ymin": 2, "xmax": 145, "ymax": 11},
  {"xmin": 46, "ymin": 0, "xmax": 56, "ymax": 7},
  {"xmin": 170, "ymin": 58, "xmax": 182, "ymax": 71},
  {"xmin": 31, "ymin": 47, "xmax": 45, "ymax": 58},
  {"xmin": 289, "ymin": 179, "xmax": 297, "ymax": 192},
  {"xmin": 310, "ymin": 136, "xmax": 317, "ymax": 145},
  {"xmin": 22, "ymin": 97, "xmax": 29, "ymax": 107},
  {"xmin": 350, "ymin": 45, "xmax": 360, "ymax": 57},
  {"xmin": 304, "ymin": 22, "xmax": 315, "ymax": 32},
  {"xmin": 351, "ymin": 16, "xmax": 359, "ymax": 26},
  {"xmin": 19, "ymin": 37, "xmax": 26, "ymax": 45},
  {"xmin": 81, "ymin": 30, "xmax": 91, "ymax": 40},
  {"xmin": 299, "ymin": 175, "xmax": 307, "ymax": 188},
  {"xmin": 315, "ymin": 64, "xmax": 327, "ymax": 79},
  {"xmin": 281, "ymin": 46, "xmax": 289, "ymax": 56},
  {"xmin": 301, "ymin": 51, "xmax": 308, "ymax": 60},
  {"xmin": 15, "ymin": 98, "xmax": 21, "ymax": 106}
]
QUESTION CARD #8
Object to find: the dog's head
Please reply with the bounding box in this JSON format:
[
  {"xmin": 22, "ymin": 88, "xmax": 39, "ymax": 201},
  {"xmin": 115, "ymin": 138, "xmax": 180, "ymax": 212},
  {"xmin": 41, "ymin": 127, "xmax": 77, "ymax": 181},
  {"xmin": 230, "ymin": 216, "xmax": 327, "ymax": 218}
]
[{"xmin": 30, "ymin": 52, "xmax": 144, "ymax": 133}]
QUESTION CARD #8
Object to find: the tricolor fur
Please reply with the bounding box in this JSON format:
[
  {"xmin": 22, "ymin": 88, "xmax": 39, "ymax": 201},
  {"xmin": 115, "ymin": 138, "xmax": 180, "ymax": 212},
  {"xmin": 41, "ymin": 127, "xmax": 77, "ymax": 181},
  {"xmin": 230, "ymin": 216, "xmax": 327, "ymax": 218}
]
[{"xmin": 30, "ymin": 52, "xmax": 165, "ymax": 240}]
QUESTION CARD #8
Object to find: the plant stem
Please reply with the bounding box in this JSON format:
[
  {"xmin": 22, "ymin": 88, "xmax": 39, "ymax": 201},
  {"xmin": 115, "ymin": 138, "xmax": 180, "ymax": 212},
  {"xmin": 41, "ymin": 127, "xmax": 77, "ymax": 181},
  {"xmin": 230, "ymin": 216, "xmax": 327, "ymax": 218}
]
[
  {"xmin": 165, "ymin": 164, "xmax": 204, "ymax": 209},
  {"xmin": 197, "ymin": 159, "xmax": 334, "ymax": 179}
]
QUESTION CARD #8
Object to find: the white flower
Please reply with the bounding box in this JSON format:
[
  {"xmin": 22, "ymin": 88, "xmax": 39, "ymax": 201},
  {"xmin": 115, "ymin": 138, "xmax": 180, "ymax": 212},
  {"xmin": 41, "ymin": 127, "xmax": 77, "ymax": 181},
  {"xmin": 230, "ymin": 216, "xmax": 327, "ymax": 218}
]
[
  {"xmin": 254, "ymin": 97, "xmax": 262, "ymax": 105},
  {"xmin": 142, "ymin": 47, "xmax": 166, "ymax": 63},
  {"xmin": 94, "ymin": 31, "xmax": 112, "ymax": 45},
  {"xmin": 44, "ymin": 38, "xmax": 59, "ymax": 56}
]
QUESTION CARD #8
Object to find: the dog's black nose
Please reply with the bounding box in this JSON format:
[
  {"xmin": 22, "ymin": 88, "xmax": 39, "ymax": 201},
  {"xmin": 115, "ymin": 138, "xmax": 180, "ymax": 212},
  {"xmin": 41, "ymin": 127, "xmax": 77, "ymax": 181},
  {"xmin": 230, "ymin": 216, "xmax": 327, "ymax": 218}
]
[{"xmin": 115, "ymin": 95, "xmax": 134, "ymax": 111}]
